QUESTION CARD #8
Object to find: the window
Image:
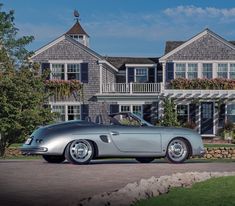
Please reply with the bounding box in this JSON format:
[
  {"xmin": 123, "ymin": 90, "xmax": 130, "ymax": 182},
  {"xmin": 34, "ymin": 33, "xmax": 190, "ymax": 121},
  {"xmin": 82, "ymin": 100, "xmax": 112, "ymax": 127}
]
[
  {"xmin": 133, "ymin": 105, "xmax": 142, "ymax": 117},
  {"xmin": 177, "ymin": 105, "xmax": 188, "ymax": 124},
  {"xmin": 120, "ymin": 105, "xmax": 130, "ymax": 112},
  {"xmin": 230, "ymin": 64, "xmax": 235, "ymax": 79},
  {"xmin": 51, "ymin": 64, "xmax": 65, "ymax": 80},
  {"xmin": 202, "ymin": 63, "xmax": 213, "ymax": 79},
  {"xmin": 68, "ymin": 105, "xmax": 81, "ymax": 121},
  {"xmin": 188, "ymin": 64, "xmax": 198, "ymax": 79},
  {"xmin": 135, "ymin": 68, "xmax": 148, "ymax": 83},
  {"xmin": 227, "ymin": 104, "xmax": 235, "ymax": 123},
  {"xmin": 67, "ymin": 64, "xmax": 80, "ymax": 80},
  {"xmin": 175, "ymin": 63, "xmax": 186, "ymax": 78},
  {"xmin": 120, "ymin": 105, "xmax": 143, "ymax": 117},
  {"xmin": 218, "ymin": 64, "xmax": 228, "ymax": 78},
  {"xmin": 52, "ymin": 105, "xmax": 65, "ymax": 122}
]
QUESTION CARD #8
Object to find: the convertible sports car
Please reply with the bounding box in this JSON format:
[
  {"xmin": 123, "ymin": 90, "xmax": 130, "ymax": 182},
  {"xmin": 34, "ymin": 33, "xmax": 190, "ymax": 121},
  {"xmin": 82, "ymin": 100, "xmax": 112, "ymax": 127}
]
[{"xmin": 21, "ymin": 112, "xmax": 205, "ymax": 164}]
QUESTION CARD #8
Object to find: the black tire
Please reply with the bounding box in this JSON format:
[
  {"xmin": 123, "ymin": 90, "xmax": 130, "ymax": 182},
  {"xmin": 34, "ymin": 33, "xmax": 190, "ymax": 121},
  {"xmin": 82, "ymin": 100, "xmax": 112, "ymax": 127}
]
[
  {"xmin": 135, "ymin": 157, "xmax": 155, "ymax": 163},
  {"xmin": 65, "ymin": 139, "xmax": 94, "ymax": 165},
  {"xmin": 42, "ymin": 155, "xmax": 65, "ymax": 163},
  {"xmin": 165, "ymin": 138, "xmax": 189, "ymax": 164}
]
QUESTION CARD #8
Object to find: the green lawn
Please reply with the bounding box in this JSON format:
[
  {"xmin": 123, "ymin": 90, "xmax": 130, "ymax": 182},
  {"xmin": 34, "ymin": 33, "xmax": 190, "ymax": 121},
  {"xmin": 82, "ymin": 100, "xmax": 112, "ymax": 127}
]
[
  {"xmin": 134, "ymin": 176, "xmax": 235, "ymax": 206},
  {"xmin": 204, "ymin": 143, "xmax": 235, "ymax": 148}
]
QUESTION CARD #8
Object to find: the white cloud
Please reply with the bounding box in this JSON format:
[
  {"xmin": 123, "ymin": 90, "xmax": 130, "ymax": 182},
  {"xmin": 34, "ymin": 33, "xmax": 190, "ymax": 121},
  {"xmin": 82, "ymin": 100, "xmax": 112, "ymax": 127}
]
[{"xmin": 164, "ymin": 5, "xmax": 235, "ymax": 19}]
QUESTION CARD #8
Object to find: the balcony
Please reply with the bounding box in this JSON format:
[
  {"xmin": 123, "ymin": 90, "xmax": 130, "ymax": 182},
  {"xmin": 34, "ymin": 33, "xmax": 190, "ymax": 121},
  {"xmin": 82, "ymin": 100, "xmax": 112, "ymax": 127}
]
[{"xmin": 101, "ymin": 83, "xmax": 162, "ymax": 94}]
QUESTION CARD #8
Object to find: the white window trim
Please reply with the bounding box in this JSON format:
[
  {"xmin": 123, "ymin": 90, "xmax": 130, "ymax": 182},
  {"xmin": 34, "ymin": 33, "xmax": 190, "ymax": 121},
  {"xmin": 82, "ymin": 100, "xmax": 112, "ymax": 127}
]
[
  {"xmin": 119, "ymin": 104, "xmax": 143, "ymax": 118},
  {"xmin": 134, "ymin": 68, "xmax": 148, "ymax": 83},
  {"xmin": 51, "ymin": 103, "xmax": 82, "ymax": 121},
  {"xmin": 49, "ymin": 61, "xmax": 83, "ymax": 81}
]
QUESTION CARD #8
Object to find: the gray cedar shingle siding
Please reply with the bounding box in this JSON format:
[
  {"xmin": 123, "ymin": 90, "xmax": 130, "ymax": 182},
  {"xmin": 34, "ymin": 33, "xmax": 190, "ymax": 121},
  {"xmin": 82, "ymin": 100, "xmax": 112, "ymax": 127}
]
[
  {"xmin": 31, "ymin": 38, "xmax": 112, "ymax": 121},
  {"xmin": 165, "ymin": 40, "xmax": 235, "ymax": 54},
  {"xmin": 165, "ymin": 34, "xmax": 235, "ymax": 60}
]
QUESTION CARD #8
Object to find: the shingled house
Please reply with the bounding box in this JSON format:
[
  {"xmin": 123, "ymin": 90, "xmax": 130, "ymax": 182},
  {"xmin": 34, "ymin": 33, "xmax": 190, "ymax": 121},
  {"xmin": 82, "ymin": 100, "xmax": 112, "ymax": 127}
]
[
  {"xmin": 31, "ymin": 18, "xmax": 235, "ymax": 137},
  {"xmin": 160, "ymin": 29, "xmax": 235, "ymax": 136}
]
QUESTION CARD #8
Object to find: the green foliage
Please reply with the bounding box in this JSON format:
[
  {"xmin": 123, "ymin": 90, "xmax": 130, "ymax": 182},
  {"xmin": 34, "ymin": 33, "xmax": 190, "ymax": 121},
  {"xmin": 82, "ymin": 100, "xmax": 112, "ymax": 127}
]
[
  {"xmin": 0, "ymin": 4, "xmax": 34, "ymax": 68},
  {"xmin": 170, "ymin": 78, "xmax": 235, "ymax": 90},
  {"xmin": 0, "ymin": 66, "xmax": 56, "ymax": 156},
  {"xmin": 135, "ymin": 176, "xmax": 235, "ymax": 206},
  {"xmin": 0, "ymin": 4, "xmax": 54, "ymax": 156},
  {"xmin": 160, "ymin": 98, "xmax": 180, "ymax": 127},
  {"xmin": 45, "ymin": 79, "xmax": 83, "ymax": 101}
]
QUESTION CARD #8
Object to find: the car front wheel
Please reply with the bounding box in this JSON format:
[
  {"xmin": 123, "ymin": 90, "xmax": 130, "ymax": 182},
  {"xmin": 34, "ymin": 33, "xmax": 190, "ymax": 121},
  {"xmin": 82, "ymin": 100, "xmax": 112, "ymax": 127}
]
[
  {"xmin": 135, "ymin": 157, "xmax": 155, "ymax": 163},
  {"xmin": 65, "ymin": 139, "xmax": 94, "ymax": 165},
  {"xmin": 166, "ymin": 138, "xmax": 189, "ymax": 163},
  {"xmin": 42, "ymin": 155, "xmax": 65, "ymax": 163}
]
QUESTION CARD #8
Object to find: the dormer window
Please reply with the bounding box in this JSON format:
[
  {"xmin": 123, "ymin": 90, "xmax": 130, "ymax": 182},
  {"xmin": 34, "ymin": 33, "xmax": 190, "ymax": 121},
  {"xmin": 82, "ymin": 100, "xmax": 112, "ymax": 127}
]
[{"xmin": 79, "ymin": 35, "xmax": 83, "ymax": 40}]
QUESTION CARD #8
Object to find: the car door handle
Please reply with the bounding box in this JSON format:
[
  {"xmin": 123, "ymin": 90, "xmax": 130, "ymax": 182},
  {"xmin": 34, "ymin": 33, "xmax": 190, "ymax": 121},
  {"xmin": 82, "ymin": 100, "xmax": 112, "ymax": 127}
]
[{"xmin": 110, "ymin": 131, "xmax": 119, "ymax": 136}]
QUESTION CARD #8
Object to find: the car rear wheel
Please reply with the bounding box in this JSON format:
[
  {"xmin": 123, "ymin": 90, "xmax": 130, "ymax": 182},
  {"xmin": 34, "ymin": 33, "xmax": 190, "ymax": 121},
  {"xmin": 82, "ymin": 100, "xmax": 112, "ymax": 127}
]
[
  {"xmin": 42, "ymin": 155, "xmax": 65, "ymax": 163},
  {"xmin": 135, "ymin": 157, "xmax": 155, "ymax": 163},
  {"xmin": 166, "ymin": 138, "xmax": 189, "ymax": 163},
  {"xmin": 65, "ymin": 139, "xmax": 94, "ymax": 165}
]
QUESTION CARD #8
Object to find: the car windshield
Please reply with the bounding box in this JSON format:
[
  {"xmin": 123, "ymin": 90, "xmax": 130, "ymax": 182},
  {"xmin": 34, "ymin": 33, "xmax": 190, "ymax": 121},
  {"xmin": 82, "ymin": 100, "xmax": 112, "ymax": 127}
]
[{"xmin": 109, "ymin": 113, "xmax": 153, "ymax": 127}]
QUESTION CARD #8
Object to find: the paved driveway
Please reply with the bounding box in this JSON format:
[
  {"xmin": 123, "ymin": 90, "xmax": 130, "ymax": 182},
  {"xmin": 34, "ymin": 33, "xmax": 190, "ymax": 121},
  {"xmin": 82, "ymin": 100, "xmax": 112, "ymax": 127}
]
[{"xmin": 0, "ymin": 159, "xmax": 235, "ymax": 206}]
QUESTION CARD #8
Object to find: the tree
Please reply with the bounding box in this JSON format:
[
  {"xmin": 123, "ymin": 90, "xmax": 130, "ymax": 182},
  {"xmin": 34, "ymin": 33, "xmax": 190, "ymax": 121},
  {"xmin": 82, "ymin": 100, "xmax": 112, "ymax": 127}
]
[
  {"xmin": 0, "ymin": 3, "xmax": 34, "ymax": 69},
  {"xmin": 160, "ymin": 98, "xmax": 180, "ymax": 127},
  {"xmin": 0, "ymin": 5, "xmax": 54, "ymax": 156}
]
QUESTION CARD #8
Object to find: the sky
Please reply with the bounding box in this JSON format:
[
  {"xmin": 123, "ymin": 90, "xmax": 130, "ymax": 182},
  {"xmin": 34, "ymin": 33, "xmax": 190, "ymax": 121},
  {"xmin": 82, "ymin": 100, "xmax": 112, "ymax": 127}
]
[{"xmin": 2, "ymin": 0, "xmax": 235, "ymax": 57}]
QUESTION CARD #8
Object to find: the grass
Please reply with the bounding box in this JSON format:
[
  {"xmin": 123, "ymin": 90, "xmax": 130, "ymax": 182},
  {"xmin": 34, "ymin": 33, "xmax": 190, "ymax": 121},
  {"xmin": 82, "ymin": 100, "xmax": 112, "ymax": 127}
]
[
  {"xmin": 204, "ymin": 143, "xmax": 235, "ymax": 148},
  {"xmin": 9, "ymin": 143, "xmax": 22, "ymax": 148},
  {"xmin": 134, "ymin": 176, "xmax": 235, "ymax": 206}
]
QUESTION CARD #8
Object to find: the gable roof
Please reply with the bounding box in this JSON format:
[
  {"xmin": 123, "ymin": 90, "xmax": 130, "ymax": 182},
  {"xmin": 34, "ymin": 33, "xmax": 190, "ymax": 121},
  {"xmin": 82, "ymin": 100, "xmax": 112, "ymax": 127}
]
[
  {"xmin": 30, "ymin": 34, "xmax": 118, "ymax": 71},
  {"xmin": 165, "ymin": 40, "xmax": 235, "ymax": 54},
  {"xmin": 66, "ymin": 21, "xmax": 89, "ymax": 37},
  {"xmin": 160, "ymin": 28, "xmax": 235, "ymax": 61},
  {"xmin": 105, "ymin": 57, "xmax": 158, "ymax": 70}
]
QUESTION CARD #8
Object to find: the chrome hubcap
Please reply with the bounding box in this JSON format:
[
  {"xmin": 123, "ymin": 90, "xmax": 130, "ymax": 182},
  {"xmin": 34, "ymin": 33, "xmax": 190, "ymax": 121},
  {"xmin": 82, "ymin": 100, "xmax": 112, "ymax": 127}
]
[
  {"xmin": 70, "ymin": 140, "xmax": 92, "ymax": 162},
  {"xmin": 168, "ymin": 139, "xmax": 187, "ymax": 161}
]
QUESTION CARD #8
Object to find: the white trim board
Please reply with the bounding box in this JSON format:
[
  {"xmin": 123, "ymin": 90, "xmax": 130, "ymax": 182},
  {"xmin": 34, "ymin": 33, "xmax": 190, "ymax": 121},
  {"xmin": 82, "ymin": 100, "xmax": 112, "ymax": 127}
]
[
  {"xmin": 125, "ymin": 64, "xmax": 157, "ymax": 67},
  {"xmin": 159, "ymin": 29, "xmax": 235, "ymax": 62}
]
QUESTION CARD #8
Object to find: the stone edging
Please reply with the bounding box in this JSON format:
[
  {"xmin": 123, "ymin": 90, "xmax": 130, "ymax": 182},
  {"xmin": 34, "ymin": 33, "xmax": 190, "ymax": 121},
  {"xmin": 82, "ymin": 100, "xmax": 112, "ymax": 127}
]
[
  {"xmin": 79, "ymin": 171, "xmax": 235, "ymax": 206},
  {"xmin": 5, "ymin": 147, "xmax": 235, "ymax": 159}
]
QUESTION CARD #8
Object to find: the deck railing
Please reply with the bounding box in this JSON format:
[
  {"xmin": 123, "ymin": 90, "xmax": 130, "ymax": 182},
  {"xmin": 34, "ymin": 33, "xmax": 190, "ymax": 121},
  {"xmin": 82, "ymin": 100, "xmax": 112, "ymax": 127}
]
[{"xmin": 101, "ymin": 83, "xmax": 162, "ymax": 94}]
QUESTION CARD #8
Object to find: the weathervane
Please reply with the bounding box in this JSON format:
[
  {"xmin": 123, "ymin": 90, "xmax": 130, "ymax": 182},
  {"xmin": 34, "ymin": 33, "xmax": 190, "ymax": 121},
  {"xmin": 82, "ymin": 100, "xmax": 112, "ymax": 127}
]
[{"xmin": 74, "ymin": 9, "xmax": 80, "ymax": 22}]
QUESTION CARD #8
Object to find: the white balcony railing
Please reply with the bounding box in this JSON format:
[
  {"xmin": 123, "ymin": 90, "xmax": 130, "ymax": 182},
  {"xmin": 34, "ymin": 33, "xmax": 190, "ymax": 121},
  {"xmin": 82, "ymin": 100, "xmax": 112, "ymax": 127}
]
[{"xmin": 102, "ymin": 83, "xmax": 162, "ymax": 94}]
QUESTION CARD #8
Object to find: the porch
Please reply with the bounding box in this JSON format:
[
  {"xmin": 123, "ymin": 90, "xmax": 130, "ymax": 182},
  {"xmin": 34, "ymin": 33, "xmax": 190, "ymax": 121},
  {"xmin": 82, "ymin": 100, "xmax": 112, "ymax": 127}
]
[{"xmin": 101, "ymin": 83, "xmax": 162, "ymax": 94}]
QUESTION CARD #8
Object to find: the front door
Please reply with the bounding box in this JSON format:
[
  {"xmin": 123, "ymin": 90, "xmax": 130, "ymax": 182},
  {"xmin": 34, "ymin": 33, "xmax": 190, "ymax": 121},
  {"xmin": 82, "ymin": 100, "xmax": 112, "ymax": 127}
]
[{"xmin": 201, "ymin": 102, "xmax": 214, "ymax": 135}]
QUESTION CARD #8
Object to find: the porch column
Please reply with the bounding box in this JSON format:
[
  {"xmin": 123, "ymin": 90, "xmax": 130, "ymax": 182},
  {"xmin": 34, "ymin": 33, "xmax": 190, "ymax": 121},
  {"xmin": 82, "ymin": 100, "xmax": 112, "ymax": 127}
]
[
  {"xmin": 99, "ymin": 63, "xmax": 103, "ymax": 94},
  {"xmin": 162, "ymin": 62, "xmax": 166, "ymax": 91}
]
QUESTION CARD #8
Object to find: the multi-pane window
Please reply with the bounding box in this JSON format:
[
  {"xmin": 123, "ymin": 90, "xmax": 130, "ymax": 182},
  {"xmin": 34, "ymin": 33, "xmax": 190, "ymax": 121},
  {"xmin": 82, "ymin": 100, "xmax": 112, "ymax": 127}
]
[
  {"xmin": 227, "ymin": 104, "xmax": 235, "ymax": 123},
  {"xmin": 217, "ymin": 64, "xmax": 228, "ymax": 78},
  {"xmin": 188, "ymin": 63, "xmax": 198, "ymax": 79},
  {"xmin": 120, "ymin": 105, "xmax": 130, "ymax": 112},
  {"xmin": 202, "ymin": 63, "xmax": 213, "ymax": 79},
  {"xmin": 120, "ymin": 105, "xmax": 143, "ymax": 117},
  {"xmin": 135, "ymin": 68, "xmax": 148, "ymax": 83},
  {"xmin": 175, "ymin": 63, "xmax": 186, "ymax": 78},
  {"xmin": 177, "ymin": 105, "xmax": 188, "ymax": 124},
  {"xmin": 52, "ymin": 105, "xmax": 81, "ymax": 122},
  {"xmin": 133, "ymin": 105, "xmax": 142, "ymax": 117},
  {"xmin": 52, "ymin": 105, "xmax": 65, "ymax": 122},
  {"xmin": 51, "ymin": 64, "xmax": 65, "ymax": 80},
  {"xmin": 230, "ymin": 64, "xmax": 235, "ymax": 79},
  {"xmin": 67, "ymin": 64, "xmax": 80, "ymax": 80},
  {"xmin": 68, "ymin": 105, "xmax": 81, "ymax": 121}
]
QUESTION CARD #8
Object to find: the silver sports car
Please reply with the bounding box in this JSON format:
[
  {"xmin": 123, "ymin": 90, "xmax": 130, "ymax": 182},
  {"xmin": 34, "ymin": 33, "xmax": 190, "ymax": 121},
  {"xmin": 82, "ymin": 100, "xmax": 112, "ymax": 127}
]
[{"xmin": 21, "ymin": 112, "xmax": 205, "ymax": 164}]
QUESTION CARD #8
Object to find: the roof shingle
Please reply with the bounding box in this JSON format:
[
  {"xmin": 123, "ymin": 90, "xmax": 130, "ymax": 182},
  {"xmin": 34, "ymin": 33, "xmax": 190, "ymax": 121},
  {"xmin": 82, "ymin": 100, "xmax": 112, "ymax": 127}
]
[{"xmin": 105, "ymin": 57, "xmax": 158, "ymax": 70}]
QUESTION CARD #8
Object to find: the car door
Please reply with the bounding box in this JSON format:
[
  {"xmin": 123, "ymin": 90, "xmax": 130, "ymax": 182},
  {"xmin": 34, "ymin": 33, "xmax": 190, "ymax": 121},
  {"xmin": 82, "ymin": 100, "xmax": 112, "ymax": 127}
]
[{"xmin": 108, "ymin": 125, "xmax": 162, "ymax": 153}]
